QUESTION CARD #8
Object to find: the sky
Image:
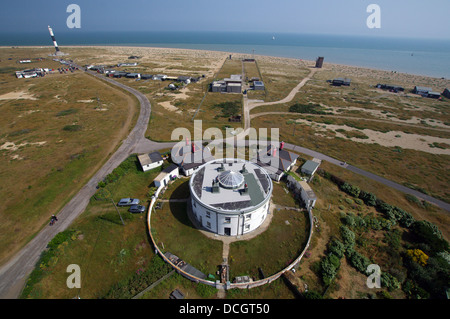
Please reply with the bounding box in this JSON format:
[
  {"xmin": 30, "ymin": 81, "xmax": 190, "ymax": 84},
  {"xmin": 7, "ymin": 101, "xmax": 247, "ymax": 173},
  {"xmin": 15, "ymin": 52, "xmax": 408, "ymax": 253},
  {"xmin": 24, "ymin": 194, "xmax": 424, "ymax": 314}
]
[{"xmin": 0, "ymin": 0, "xmax": 449, "ymax": 39}]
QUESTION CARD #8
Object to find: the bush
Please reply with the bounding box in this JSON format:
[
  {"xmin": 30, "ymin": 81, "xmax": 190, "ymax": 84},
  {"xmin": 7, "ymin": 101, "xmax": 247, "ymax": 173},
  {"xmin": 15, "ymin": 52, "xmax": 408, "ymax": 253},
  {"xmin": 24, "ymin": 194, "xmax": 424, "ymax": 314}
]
[
  {"xmin": 406, "ymin": 249, "xmax": 429, "ymax": 266},
  {"xmin": 328, "ymin": 239, "xmax": 345, "ymax": 259},
  {"xmin": 381, "ymin": 272, "xmax": 401, "ymax": 291},
  {"xmin": 289, "ymin": 103, "xmax": 330, "ymax": 115},
  {"xmin": 345, "ymin": 198, "xmax": 354, "ymax": 205},
  {"xmin": 21, "ymin": 230, "xmax": 78, "ymax": 298},
  {"xmin": 411, "ymin": 220, "xmax": 449, "ymax": 253},
  {"xmin": 339, "ymin": 182, "xmax": 360, "ymax": 198},
  {"xmin": 321, "ymin": 253, "xmax": 341, "ymax": 285},
  {"xmin": 213, "ymin": 101, "xmax": 241, "ymax": 118},
  {"xmin": 347, "ymin": 250, "xmax": 371, "ymax": 274},
  {"xmin": 344, "ymin": 213, "xmax": 356, "ymax": 227},
  {"xmin": 340, "ymin": 225, "xmax": 356, "ymax": 250},
  {"xmin": 63, "ymin": 124, "xmax": 82, "ymax": 132},
  {"xmin": 359, "ymin": 191, "xmax": 377, "ymax": 207}
]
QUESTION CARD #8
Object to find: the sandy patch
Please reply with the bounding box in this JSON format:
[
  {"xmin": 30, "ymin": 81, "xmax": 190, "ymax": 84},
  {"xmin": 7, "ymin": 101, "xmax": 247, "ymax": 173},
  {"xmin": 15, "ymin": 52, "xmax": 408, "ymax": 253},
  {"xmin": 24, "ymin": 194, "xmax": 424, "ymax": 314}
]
[
  {"xmin": 0, "ymin": 141, "xmax": 47, "ymax": 151},
  {"xmin": 77, "ymin": 99, "xmax": 95, "ymax": 103},
  {"xmin": 10, "ymin": 154, "xmax": 24, "ymax": 161},
  {"xmin": 295, "ymin": 118, "xmax": 450, "ymax": 155},
  {"xmin": 167, "ymin": 87, "xmax": 191, "ymax": 100},
  {"xmin": 159, "ymin": 101, "xmax": 182, "ymax": 114},
  {"xmin": 0, "ymin": 91, "xmax": 37, "ymax": 101}
]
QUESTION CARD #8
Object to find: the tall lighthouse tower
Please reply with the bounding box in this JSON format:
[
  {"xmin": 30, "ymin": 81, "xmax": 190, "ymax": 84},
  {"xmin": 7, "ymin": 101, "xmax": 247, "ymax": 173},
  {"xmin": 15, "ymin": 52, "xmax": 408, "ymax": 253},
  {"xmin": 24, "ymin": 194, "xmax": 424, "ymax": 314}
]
[{"xmin": 48, "ymin": 25, "xmax": 67, "ymax": 56}]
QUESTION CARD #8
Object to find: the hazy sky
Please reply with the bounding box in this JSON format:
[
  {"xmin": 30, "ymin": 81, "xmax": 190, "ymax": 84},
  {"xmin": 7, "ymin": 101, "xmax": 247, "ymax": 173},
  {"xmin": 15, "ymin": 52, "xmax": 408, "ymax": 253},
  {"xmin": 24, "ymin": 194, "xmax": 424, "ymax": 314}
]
[{"xmin": 1, "ymin": 0, "xmax": 449, "ymax": 39}]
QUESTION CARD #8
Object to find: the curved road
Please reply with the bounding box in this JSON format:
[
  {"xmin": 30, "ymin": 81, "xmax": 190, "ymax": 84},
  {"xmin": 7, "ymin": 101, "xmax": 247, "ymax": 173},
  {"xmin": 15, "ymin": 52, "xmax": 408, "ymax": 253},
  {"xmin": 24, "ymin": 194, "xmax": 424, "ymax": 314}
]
[{"xmin": 0, "ymin": 63, "xmax": 448, "ymax": 299}]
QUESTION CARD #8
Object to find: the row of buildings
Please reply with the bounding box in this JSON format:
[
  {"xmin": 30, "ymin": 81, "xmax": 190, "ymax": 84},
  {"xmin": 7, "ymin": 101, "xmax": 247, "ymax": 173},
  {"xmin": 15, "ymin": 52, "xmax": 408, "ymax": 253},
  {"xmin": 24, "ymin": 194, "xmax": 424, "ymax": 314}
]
[
  {"xmin": 412, "ymin": 86, "xmax": 443, "ymax": 99},
  {"xmin": 211, "ymin": 74, "xmax": 265, "ymax": 94},
  {"xmin": 376, "ymin": 84, "xmax": 448, "ymax": 99},
  {"xmin": 87, "ymin": 65, "xmax": 201, "ymax": 84}
]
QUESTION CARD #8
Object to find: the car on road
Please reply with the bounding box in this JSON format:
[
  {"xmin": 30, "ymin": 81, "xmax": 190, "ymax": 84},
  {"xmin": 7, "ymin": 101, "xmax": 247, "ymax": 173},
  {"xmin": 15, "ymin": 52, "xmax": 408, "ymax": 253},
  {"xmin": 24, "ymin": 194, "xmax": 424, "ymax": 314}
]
[
  {"xmin": 117, "ymin": 198, "xmax": 140, "ymax": 206},
  {"xmin": 128, "ymin": 205, "xmax": 146, "ymax": 213}
]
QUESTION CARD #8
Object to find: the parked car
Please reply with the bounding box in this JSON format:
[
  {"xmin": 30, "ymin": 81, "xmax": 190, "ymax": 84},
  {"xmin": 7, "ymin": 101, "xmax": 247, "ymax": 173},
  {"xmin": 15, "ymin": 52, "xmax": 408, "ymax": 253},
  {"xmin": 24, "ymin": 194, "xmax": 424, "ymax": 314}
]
[
  {"xmin": 117, "ymin": 198, "xmax": 140, "ymax": 206},
  {"xmin": 128, "ymin": 205, "xmax": 146, "ymax": 213}
]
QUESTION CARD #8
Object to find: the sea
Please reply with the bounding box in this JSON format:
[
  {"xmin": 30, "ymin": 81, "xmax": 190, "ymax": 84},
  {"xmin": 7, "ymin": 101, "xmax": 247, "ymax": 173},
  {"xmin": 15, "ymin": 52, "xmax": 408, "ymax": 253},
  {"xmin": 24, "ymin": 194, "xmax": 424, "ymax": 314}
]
[{"xmin": 1, "ymin": 31, "xmax": 450, "ymax": 78}]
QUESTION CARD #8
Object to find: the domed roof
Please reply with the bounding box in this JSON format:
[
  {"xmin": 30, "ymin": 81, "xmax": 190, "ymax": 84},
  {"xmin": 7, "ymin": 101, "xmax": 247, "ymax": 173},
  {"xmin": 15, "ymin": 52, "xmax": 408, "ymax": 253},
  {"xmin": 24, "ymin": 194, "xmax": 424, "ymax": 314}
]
[{"xmin": 217, "ymin": 170, "xmax": 245, "ymax": 189}]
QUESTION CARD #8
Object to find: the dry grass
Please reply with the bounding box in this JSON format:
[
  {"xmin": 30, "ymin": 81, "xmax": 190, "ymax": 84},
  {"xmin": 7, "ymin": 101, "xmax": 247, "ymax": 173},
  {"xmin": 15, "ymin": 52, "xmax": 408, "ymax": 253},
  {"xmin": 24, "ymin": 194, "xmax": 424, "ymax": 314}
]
[{"xmin": 0, "ymin": 47, "xmax": 137, "ymax": 265}]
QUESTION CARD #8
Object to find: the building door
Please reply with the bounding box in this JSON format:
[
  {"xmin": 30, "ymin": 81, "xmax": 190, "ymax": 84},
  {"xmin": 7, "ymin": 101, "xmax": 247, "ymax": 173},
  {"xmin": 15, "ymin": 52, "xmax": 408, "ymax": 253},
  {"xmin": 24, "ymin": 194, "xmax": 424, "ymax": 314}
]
[{"xmin": 224, "ymin": 227, "xmax": 231, "ymax": 236}]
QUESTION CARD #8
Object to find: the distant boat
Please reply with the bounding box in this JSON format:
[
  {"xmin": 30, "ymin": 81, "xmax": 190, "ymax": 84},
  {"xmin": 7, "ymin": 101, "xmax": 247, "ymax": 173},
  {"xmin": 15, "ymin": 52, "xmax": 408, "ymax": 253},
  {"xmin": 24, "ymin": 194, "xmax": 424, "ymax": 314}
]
[{"xmin": 411, "ymin": 53, "xmax": 414, "ymax": 56}]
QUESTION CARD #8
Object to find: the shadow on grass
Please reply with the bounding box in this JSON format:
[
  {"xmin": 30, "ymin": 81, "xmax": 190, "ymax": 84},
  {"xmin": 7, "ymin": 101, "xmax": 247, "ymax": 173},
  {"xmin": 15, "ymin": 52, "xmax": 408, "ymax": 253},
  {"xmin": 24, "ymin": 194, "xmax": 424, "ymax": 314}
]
[{"xmin": 168, "ymin": 201, "xmax": 197, "ymax": 230}]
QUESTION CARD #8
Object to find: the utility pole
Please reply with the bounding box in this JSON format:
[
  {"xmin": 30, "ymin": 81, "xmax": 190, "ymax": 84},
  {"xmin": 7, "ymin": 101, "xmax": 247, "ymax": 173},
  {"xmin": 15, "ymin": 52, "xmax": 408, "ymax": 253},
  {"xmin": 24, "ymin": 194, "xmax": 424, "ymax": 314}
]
[{"xmin": 111, "ymin": 198, "xmax": 125, "ymax": 226}]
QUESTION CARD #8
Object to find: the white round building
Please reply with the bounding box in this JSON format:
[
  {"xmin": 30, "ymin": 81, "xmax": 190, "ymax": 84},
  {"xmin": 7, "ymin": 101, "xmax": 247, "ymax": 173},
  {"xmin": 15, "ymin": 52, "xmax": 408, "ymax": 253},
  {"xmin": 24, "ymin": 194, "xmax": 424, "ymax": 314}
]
[{"xmin": 189, "ymin": 158, "xmax": 273, "ymax": 236}]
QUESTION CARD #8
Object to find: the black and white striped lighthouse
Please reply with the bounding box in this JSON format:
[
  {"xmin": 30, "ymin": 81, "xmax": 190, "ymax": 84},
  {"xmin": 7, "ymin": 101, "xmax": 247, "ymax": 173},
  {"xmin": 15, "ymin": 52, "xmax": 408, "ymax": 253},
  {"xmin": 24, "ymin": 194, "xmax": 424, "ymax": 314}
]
[{"xmin": 48, "ymin": 25, "xmax": 60, "ymax": 52}]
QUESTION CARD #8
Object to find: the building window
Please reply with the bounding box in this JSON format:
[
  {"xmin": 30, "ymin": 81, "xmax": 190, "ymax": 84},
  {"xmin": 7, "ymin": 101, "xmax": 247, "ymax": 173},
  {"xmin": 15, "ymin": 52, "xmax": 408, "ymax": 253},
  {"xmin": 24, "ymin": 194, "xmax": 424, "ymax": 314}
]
[
  {"xmin": 224, "ymin": 217, "xmax": 231, "ymax": 224},
  {"xmin": 206, "ymin": 222, "xmax": 211, "ymax": 229},
  {"xmin": 206, "ymin": 211, "xmax": 211, "ymax": 218},
  {"xmin": 245, "ymin": 224, "xmax": 250, "ymax": 231},
  {"xmin": 245, "ymin": 214, "xmax": 251, "ymax": 221}
]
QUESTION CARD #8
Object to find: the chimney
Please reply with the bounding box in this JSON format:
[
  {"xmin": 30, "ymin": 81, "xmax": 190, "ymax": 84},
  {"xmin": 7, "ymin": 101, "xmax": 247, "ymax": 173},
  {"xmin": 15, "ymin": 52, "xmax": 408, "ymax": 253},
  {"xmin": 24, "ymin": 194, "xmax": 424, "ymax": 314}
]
[
  {"xmin": 280, "ymin": 141, "xmax": 285, "ymax": 150},
  {"xmin": 186, "ymin": 137, "xmax": 190, "ymax": 146},
  {"xmin": 192, "ymin": 142, "xmax": 196, "ymax": 153},
  {"xmin": 273, "ymin": 147, "xmax": 277, "ymax": 157}
]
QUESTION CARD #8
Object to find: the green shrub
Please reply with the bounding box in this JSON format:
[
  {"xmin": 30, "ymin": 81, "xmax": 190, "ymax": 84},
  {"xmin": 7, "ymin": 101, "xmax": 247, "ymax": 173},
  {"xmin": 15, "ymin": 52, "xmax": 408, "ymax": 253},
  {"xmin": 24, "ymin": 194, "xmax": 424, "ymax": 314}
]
[
  {"xmin": 411, "ymin": 220, "xmax": 449, "ymax": 253},
  {"xmin": 21, "ymin": 230, "xmax": 78, "ymax": 298},
  {"xmin": 213, "ymin": 101, "xmax": 241, "ymax": 118},
  {"xmin": 381, "ymin": 272, "xmax": 401, "ymax": 291},
  {"xmin": 63, "ymin": 124, "xmax": 82, "ymax": 132},
  {"xmin": 321, "ymin": 253, "xmax": 341, "ymax": 285},
  {"xmin": 347, "ymin": 250, "xmax": 371, "ymax": 274},
  {"xmin": 339, "ymin": 182, "xmax": 360, "ymax": 198},
  {"xmin": 345, "ymin": 198, "xmax": 354, "ymax": 205},
  {"xmin": 344, "ymin": 213, "xmax": 356, "ymax": 228},
  {"xmin": 328, "ymin": 239, "xmax": 345, "ymax": 259},
  {"xmin": 289, "ymin": 103, "xmax": 330, "ymax": 115},
  {"xmin": 340, "ymin": 225, "xmax": 356, "ymax": 250},
  {"xmin": 359, "ymin": 191, "xmax": 377, "ymax": 206}
]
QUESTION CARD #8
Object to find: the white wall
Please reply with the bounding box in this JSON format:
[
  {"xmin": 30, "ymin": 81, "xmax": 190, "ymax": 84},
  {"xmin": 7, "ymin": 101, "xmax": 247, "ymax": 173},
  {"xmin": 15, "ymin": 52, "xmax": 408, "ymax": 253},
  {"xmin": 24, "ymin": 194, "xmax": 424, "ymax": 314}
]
[
  {"xmin": 191, "ymin": 197, "xmax": 269, "ymax": 236},
  {"xmin": 142, "ymin": 160, "xmax": 163, "ymax": 172}
]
